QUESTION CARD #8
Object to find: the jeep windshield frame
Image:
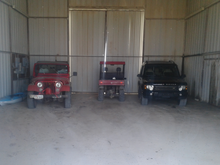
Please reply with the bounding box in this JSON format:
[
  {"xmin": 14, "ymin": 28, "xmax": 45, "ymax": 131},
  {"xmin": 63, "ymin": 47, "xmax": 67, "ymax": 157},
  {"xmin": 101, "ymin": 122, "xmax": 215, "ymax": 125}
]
[
  {"xmin": 143, "ymin": 64, "xmax": 180, "ymax": 78},
  {"xmin": 33, "ymin": 64, "xmax": 69, "ymax": 77}
]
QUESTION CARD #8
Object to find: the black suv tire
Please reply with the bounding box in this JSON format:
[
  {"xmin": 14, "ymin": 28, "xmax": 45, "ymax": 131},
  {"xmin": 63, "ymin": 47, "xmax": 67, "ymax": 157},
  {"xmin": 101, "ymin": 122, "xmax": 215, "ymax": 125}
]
[
  {"xmin": 27, "ymin": 91, "xmax": 36, "ymax": 109},
  {"xmin": 141, "ymin": 96, "xmax": 148, "ymax": 105},
  {"xmin": 179, "ymin": 98, "xmax": 187, "ymax": 106}
]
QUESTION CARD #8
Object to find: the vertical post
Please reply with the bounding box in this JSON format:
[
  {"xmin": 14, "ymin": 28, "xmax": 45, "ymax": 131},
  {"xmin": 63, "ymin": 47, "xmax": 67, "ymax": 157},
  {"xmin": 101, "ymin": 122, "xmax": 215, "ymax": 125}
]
[{"xmin": 103, "ymin": 11, "xmax": 108, "ymax": 79}]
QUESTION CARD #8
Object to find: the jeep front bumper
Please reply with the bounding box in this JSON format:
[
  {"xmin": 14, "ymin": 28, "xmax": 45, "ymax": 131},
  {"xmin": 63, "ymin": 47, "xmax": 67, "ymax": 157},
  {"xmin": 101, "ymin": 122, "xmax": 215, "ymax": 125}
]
[{"xmin": 29, "ymin": 94, "xmax": 68, "ymax": 99}]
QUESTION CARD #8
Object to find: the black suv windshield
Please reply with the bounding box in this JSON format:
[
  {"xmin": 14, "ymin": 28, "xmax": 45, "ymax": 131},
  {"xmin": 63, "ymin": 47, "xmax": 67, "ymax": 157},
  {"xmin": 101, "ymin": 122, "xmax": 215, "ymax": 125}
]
[
  {"xmin": 35, "ymin": 64, "xmax": 68, "ymax": 74},
  {"xmin": 143, "ymin": 65, "xmax": 180, "ymax": 77}
]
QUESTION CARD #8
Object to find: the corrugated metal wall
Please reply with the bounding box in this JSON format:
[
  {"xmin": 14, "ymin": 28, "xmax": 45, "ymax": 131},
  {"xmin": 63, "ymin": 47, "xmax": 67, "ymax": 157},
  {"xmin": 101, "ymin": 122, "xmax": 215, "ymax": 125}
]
[
  {"xmin": 69, "ymin": 0, "xmax": 145, "ymax": 8},
  {"xmin": 0, "ymin": 0, "xmax": 28, "ymax": 98},
  {"xmin": 70, "ymin": 10, "xmax": 144, "ymax": 92},
  {"xmin": 0, "ymin": 53, "xmax": 11, "ymax": 98},
  {"xmin": 10, "ymin": 8, "xmax": 28, "ymax": 54},
  {"xmin": 29, "ymin": 18, "xmax": 68, "ymax": 55},
  {"xmin": 145, "ymin": 0, "xmax": 186, "ymax": 18},
  {"xmin": 28, "ymin": 0, "xmax": 67, "ymax": 17},
  {"xmin": 144, "ymin": 20, "xmax": 184, "ymax": 56},
  {"xmin": 185, "ymin": 1, "xmax": 220, "ymax": 106},
  {"xmin": 185, "ymin": 11, "xmax": 206, "ymax": 55},
  {"xmin": 205, "ymin": 3, "xmax": 220, "ymax": 53},
  {"xmin": 0, "ymin": 3, "xmax": 10, "ymax": 52}
]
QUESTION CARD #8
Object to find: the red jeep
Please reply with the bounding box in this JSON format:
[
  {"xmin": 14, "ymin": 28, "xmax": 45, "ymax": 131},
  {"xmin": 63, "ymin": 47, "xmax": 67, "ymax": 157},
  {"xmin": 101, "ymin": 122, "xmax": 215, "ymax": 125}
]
[
  {"xmin": 27, "ymin": 61, "xmax": 71, "ymax": 108},
  {"xmin": 98, "ymin": 61, "xmax": 126, "ymax": 101}
]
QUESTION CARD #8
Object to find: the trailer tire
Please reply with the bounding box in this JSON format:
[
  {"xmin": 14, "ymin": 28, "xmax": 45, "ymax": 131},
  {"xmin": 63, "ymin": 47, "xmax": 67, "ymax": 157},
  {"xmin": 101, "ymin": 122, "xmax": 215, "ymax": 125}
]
[
  {"xmin": 98, "ymin": 88, "xmax": 104, "ymax": 101},
  {"xmin": 119, "ymin": 89, "xmax": 125, "ymax": 102}
]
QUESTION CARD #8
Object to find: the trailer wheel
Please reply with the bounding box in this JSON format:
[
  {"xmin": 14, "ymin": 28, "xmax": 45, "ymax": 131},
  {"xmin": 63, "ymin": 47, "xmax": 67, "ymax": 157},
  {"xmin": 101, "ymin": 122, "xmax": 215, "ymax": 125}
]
[
  {"xmin": 119, "ymin": 89, "xmax": 125, "ymax": 102},
  {"xmin": 141, "ymin": 96, "xmax": 148, "ymax": 105},
  {"xmin": 179, "ymin": 98, "xmax": 187, "ymax": 106},
  {"xmin": 64, "ymin": 91, "xmax": 71, "ymax": 108},
  {"xmin": 27, "ymin": 91, "xmax": 36, "ymax": 109},
  {"xmin": 98, "ymin": 88, "xmax": 104, "ymax": 101}
]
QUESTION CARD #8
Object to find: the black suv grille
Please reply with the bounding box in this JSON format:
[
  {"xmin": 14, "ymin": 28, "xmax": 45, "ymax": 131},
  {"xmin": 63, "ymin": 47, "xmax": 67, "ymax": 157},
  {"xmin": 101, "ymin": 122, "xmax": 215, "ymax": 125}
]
[{"xmin": 154, "ymin": 86, "xmax": 177, "ymax": 91}]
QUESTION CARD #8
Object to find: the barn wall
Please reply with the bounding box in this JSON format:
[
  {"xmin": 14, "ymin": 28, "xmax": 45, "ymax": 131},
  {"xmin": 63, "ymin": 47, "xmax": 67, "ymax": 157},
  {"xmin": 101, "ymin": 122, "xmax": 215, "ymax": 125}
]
[
  {"xmin": 0, "ymin": 0, "xmax": 28, "ymax": 98},
  {"xmin": 185, "ymin": 1, "xmax": 220, "ymax": 106}
]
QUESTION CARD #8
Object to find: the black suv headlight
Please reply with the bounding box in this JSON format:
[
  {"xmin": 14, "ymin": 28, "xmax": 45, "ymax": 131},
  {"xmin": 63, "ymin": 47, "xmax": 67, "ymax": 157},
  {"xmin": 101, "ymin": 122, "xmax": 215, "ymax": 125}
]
[
  {"xmin": 178, "ymin": 85, "xmax": 187, "ymax": 91},
  {"xmin": 144, "ymin": 85, "xmax": 154, "ymax": 91}
]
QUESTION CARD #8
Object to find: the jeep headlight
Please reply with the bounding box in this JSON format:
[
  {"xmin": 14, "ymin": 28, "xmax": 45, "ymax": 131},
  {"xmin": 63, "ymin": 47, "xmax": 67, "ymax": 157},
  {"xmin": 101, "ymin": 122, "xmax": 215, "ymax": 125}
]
[
  {"xmin": 144, "ymin": 85, "xmax": 154, "ymax": 91},
  {"xmin": 179, "ymin": 85, "xmax": 187, "ymax": 91},
  {"xmin": 55, "ymin": 82, "xmax": 62, "ymax": 88},
  {"xmin": 37, "ymin": 82, "xmax": 43, "ymax": 88}
]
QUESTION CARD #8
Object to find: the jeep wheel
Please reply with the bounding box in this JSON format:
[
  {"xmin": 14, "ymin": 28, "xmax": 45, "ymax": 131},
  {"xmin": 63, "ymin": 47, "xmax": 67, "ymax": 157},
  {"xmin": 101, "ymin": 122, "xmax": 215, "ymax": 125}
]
[
  {"xmin": 119, "ymin": 89, "xmax": 125, "ymax": 102},
  {"xmin": 98, "ymin": 88, "xmax": 104, "ymax": 101},
  {"xmin": 141, "ymin": 96, "xmax": 148, "ymax": 105},
  {"xmin": 27, "ymin": 91, "xmax": 36, "ymax": 109},
  {"xmin": 64, "ymin": 91, "xmax": 71, "ymax": 108},
  {"xmin": 179, "ymin": 98, "xmax": 187, "ymax": 106}
]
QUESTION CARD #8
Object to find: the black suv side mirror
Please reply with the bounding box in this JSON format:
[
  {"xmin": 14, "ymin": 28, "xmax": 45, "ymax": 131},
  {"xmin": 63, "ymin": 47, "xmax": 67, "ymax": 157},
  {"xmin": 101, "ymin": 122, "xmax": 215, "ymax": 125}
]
[
  {"xmin": 137, "ymin": 74, "xmax": 141, "ymax": 78},
  {"xmin": 181, "ymin": 74, "xmax": 186, "ymax": 78}
]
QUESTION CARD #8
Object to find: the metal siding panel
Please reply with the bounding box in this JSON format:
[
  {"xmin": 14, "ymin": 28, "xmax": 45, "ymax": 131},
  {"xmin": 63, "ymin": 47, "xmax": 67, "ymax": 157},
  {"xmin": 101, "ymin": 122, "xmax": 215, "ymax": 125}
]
[
  {"xmin": 0, "ymin": 53, "xmax": 11, "ymax": 98},
  {"xmin": 205, "ymin": 3, "xmax": 220, "ymax": 52},
  {"xmin": 184, "ymin": 56, "xmax": 203, "ymax": 99},
  {"xmin": 69, "ymin": 0, "xmax": 145, "ymax": 8},
  {"xmin": 144, "ymin": 20, "xmax": 184, "ymax": 56},
  {"xmin": 29, "ymin": 18, "xmax": 67, "ymax": 55},
  {"xmin": 0, "ymin": 3, "xmax": 10, "ymax": 52},
  {"xmin": 70, "ymin": 11, "xmax": 105, "ymax": 92},
  {"xmin": 28, "ymin": 0, "xmax": 67, "ymax": 17},
  {"xmin": 10, "ymin": 0, "xmax": 27, "ymax": 15},
  {"xmin": 145, "ymin": 0, "xmax": 186, "ymax": 19},
  {"xmin": 185, "ymin": 11, "xmax": 206, "ymax": 55},
  {"xmin": 10, "ymin": 9, "xmax": 28, "ymax": 54}
]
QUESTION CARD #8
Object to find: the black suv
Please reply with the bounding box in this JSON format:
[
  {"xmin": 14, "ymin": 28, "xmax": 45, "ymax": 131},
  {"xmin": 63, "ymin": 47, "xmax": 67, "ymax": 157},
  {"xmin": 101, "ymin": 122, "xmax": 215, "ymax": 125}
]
[{"xmin": 137, "ymin": 61, "xmax": 187, "ymax": 106}]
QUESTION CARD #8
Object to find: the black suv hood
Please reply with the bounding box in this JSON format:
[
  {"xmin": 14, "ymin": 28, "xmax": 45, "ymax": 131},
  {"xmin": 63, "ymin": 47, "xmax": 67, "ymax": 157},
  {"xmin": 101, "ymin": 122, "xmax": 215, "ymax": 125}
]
[{"xmin": 143, "ymin": 77, "xmax": 187, "ymax": 85}]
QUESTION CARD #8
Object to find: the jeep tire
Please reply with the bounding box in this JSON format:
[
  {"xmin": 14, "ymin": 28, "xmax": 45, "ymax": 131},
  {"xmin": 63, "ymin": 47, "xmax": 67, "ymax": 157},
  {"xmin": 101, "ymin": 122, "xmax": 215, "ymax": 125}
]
[
  {"xmin": 98, "ymin": 88, "xmax": 104, "ymax": 101},
  {"xmin": 141, "ymin": 96, "xmax": 148, "ymax": 105},
  {"xmin": 119, "ymin": 88, "xmax": 125, "ymax": 102},
  {"xmin": 138, "ymin": 86, "xmax": 141, "ymax": 99},
  {"xmin": 27, "ymin": 91, "xmax": 36, "ymax": 109},
  {"xmin": 64, "ymin": 91, "xmax": 71, "ymax": 108},
  {"xmin": 179, "ymin": 98, "xmax": 187, "ymax": 106}
]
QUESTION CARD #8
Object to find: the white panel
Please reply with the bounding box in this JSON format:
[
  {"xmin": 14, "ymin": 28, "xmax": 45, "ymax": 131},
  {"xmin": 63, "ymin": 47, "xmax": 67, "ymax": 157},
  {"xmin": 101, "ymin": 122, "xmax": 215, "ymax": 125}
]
[
  {"xmin": 10, "ymin": 0, "xmax": 27, "ymax": 15},
  {"xmin": 184, "ymin": 56, "xmax": 203, "ymax": 99},
  {"xmin": 69, "ymin": 0, "xmax": 145, "ymax": 8},
  {"xmin": 0, "ymin": 53, "xmax": 11, "ymax": 98},
  {"xmin": 29, "ymin": 56, "xmax": 68, "ymax": 76},
  {"xmin": 28, "ymin": 0, "xmax": 67, "ymax": 17},
  {"xmin": 144, "ymin": 20, "xmax": 184, "ymax": 56},
  {"xmin": 185, "ymin": 11, "xmax": 206, "ymax": 55},
  {"xmin": 145, "ymin": 0, "xmax": 186, "ymax": 18},
  {"xmin": 0, "ymin": 3, "xmax": 10, "ymax": 51},
  {"xmin": 70, "ymin": 11, "xmax": 105, "ymax": 92},
  {"xmin": 29, "ymin": 18, "xmax": 68, "ymax": 55},
  {"xmin": 107, "ymin": 11, "xmax": 144, "ymax": 57},
  {"xmin": 205, "ymin": 3, "xmax": 220, "ymax": 53},
  {"xmin": 10, "ymin": 9, "xmax": 28, "ymax": 54}
]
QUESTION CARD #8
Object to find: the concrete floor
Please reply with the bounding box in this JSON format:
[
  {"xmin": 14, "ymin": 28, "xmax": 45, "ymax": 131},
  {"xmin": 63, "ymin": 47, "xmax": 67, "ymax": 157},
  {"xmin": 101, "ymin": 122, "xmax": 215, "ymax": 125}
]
[{"xmin": 0, "ymin": 94, "xmax": 220, "ymax": 165}]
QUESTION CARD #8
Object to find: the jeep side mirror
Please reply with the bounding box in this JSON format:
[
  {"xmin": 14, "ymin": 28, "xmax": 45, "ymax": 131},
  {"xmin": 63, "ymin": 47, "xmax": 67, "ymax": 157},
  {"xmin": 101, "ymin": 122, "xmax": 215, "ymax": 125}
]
[
  {"xmin": 137, "ymin": 74, "xmax": 141, "ymax": 78},
  {"xmin": 73, "ymin": 72, "xmax": 77, "ymax": 76}
]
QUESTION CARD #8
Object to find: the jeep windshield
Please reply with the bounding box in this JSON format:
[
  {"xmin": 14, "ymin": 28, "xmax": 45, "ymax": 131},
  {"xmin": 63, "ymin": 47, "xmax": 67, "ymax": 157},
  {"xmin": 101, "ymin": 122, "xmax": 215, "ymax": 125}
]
[
  {"xmin": 143, "ymin": 65, "xmax": 180, "ymax": 78},
  {"xmin": 35, "ymin": 64, "xmax": 68, "ymax": 75}
]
